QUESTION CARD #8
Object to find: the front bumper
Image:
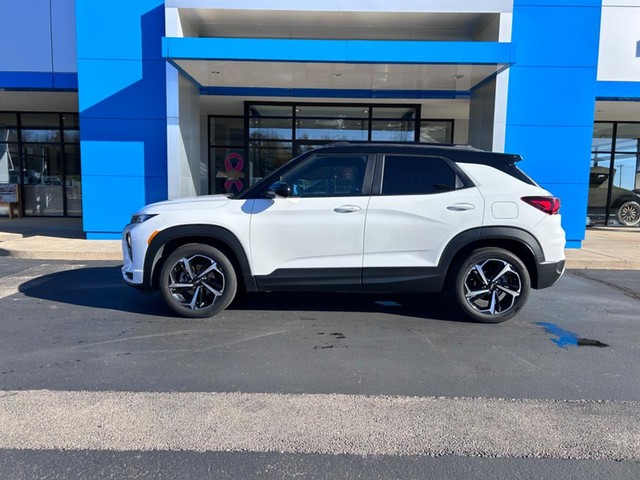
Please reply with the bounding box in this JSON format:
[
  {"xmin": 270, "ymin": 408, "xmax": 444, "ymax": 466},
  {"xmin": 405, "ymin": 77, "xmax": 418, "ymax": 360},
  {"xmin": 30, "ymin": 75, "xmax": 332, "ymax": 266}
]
[
  {"xmin": 121, "ymin": 224, "xmax": 146, "ymax": 288},
  {"xmin": 535, "ymin": 259, "xmax": 565, "ymax": 289}
]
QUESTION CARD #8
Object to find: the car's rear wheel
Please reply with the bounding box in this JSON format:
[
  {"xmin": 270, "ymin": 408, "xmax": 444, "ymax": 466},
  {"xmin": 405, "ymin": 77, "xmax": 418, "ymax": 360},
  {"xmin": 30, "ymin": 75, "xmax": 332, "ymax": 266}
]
[
  {"xmin": 452, "ymin": 247, "xmax": 530, "ymax": 323},
  {"xmin": 616, "ymin": 200, "xmax": 640, "ymax": 227},
  {"xmin": 160, "ymin": 243, "xmax": 237, "ymax": 318}
]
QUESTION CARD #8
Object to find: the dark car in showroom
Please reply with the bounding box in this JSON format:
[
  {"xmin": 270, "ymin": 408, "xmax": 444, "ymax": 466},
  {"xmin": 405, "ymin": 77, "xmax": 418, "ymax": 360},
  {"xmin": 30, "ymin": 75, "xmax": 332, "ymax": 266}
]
[{"xmin": 588, "ymin": 166, "xmax": 640, "ymax": 227}]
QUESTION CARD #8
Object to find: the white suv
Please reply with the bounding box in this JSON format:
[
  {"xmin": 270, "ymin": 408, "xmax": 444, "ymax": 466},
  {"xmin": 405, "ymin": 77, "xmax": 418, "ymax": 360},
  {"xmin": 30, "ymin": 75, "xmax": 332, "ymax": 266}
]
[{"xmin": 122, "ymin": 143, "xmax": 566, "ymax": 323}]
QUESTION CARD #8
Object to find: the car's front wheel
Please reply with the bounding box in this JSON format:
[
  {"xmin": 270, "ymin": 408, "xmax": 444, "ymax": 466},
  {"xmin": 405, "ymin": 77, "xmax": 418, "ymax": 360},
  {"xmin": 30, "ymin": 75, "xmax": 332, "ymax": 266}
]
[
  {"xmin": 452, "ymin": 247, "xmax": 531, "ymax": 323},
  {"xmin": 160, "ymin": 243, "xmax": 237, "ymax": 318},
  {"xmin": 616, "ymin": 200, "xmax": 640, "ymax": 227}
]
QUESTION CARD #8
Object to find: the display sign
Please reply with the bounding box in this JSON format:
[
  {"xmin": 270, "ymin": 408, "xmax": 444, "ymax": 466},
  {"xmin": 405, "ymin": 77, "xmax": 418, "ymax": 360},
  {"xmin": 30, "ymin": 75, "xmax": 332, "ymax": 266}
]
[
  {"xmin": 0, "ymin": 183, "xmax": 18, "ymax": 203},
  {"xmin": 598, "ymin": 2, "xmax": 640, "ymax": 82}
]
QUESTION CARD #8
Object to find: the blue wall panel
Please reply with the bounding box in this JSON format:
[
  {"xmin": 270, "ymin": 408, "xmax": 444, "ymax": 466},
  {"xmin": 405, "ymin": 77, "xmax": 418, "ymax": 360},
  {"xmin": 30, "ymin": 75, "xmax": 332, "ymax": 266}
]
[
  {"xmin": 77, "ymin": 60, "xmax": 166, "ymax": 118},
  {"xmin": 506, "ymin": 125, "xmax": 593, "ymax": 184},
  {"xmin": 0, "ymin": 0, "xmax": 77, "ymax": 84},
  {"xmin": 0, "ymin": 0, "xmax": 53, "ymax": 73},
  {"xmin": 76, "ymin": 0, "xmax": 165, "ymax": 61},
  {"xmin": 77, "ymin": 0, "xmax": 167, "ymax": 237},
  {"xmin": 596, "ymin": 81, "xmax": 640, "ymax": 100},
  {"xmin": 506, "ymin": 1, "xmax": 601, "ymax": 247},
  {"xmin": 164, "ymin": 37, "xmax": 514, "ymax": 65},
  {"xmin": 507, "ymin": 67, "xmax": 598, "ymax": 126},
  {"xmin": 497, "ymin": 6, "xmax": 599, "ymax": 68},
  {"xmin": 51, "ymin": 0, "xmax": 78, "ymax": 72}
]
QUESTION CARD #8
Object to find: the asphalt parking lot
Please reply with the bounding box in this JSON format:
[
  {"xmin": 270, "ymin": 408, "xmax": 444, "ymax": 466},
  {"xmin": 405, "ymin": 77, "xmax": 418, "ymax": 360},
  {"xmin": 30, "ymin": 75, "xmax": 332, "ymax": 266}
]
[{"xmin": 1, "ymin": 258, "xmax": 640, "ymax": 478}]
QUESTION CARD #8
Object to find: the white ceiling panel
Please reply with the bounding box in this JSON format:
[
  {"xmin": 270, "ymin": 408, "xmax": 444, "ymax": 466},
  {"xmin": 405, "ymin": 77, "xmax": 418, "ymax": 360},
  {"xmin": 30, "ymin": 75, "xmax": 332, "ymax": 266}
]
[
  {"xmin": 176, "ymin": 60, "xmax": 504, "ymax": 91},
  {"xmin": 179, "ymin": 10, "xmax": 498, "ymax": 41}
]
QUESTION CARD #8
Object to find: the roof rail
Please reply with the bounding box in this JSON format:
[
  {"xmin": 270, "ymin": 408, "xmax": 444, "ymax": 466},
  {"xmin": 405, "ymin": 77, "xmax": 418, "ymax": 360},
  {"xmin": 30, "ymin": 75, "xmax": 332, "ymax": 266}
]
[{"xmin": 322, "ymin": 141, "xmax": 482, "ymax": 151}]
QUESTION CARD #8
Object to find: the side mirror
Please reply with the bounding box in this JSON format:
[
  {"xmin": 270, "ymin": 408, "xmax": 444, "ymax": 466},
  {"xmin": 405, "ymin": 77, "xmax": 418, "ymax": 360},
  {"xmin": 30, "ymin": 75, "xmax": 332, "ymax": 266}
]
[{"xmin": 269, "ymin": 181, "xmax": 292, "ymax": 198}]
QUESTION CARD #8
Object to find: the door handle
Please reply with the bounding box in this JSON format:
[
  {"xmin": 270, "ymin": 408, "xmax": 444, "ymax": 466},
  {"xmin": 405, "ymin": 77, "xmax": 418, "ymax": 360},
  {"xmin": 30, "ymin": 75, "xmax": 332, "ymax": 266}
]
[
  {"xmin": 447, "ymin": 203, "xmax": 475, "ymax": 211},
  {"xmin": 333, "ymin": 205, "xmax": 362, "ymax": 213}
]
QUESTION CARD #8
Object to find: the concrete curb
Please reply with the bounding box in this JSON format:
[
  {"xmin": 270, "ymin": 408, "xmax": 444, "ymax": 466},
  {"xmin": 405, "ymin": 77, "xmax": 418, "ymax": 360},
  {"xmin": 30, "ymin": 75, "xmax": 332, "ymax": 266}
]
[
  {"xmin": 565, "ymin": 259, "xmax": 640, "ymax": 270},
  {"xmin": 0, "ymin": 250, "xmax": 122, "ymax": 261},
  {"xmin": 0, "ymin": 238, "xmax": 122, "ymax": 262}
]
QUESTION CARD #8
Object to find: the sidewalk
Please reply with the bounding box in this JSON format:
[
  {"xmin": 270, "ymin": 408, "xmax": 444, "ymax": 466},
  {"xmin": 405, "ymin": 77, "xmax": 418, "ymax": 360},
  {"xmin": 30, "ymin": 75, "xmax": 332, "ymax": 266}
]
[{"xmin": 1, "ymin": 217, "xmax": 640, "ymax": 269}]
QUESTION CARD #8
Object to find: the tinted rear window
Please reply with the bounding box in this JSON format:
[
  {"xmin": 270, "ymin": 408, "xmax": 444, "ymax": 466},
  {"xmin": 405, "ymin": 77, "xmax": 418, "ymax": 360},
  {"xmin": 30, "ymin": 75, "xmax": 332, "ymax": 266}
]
[{"xmin": 382, "ymin": 155, "xmax": 457, "ymax": 195}]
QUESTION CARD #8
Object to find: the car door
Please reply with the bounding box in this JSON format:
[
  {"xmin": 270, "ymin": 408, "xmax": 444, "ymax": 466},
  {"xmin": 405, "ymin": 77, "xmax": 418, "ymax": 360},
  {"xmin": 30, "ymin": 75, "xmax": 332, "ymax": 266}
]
[
  {"xmin": 363, "ymin": 154, "xmax": 485, "ymax": 290},
  {"xmin": 250, "ymin": 153, "xmax": 372, "ymax": 290}
]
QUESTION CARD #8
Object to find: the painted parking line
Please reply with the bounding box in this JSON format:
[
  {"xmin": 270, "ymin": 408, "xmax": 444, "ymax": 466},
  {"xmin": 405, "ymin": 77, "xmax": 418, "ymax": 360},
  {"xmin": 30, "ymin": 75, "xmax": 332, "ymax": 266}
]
[
  {"xmin": 1, "ymin": 390, "xmax": 639, "ymax": 460},
  {"xmin": 0, "ymin": 264, "xmax": 85, "ymax": 301}
]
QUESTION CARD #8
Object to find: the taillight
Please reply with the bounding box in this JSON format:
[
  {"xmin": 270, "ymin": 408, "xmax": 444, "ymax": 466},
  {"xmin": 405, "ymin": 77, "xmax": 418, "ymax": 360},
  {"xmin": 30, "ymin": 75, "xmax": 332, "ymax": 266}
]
[{"xmin": 521, "ymin": 196, "xmax": 560, "ymax": 215}]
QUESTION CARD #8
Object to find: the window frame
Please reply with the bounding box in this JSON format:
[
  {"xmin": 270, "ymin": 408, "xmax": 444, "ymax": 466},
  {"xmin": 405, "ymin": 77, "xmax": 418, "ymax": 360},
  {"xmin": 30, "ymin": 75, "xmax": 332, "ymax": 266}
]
[
  {"xmin": 373, "ymin": 153, "xmax": 473, "ymax": 196},
  {"xmin": 278, "ymin": 153, "xmax": 371, "ymax": 198},
  {"xmin": 243, "ymin": 152, "xmax": 375, "ymax": 199}
]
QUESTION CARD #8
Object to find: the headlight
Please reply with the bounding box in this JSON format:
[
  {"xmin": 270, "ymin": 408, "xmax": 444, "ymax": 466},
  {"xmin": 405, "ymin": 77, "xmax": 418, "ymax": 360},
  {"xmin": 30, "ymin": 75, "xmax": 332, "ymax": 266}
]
[{"xmin": 130, "ymin": 214, "xmax": 157, "ymax": 224}]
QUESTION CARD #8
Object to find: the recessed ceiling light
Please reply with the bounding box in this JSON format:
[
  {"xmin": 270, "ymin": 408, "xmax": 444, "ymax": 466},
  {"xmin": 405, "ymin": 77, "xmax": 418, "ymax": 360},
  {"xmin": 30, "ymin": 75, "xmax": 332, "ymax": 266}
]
[{"xmin": 452, "ymin": 74, "xmax": 465, "ymax": 80}]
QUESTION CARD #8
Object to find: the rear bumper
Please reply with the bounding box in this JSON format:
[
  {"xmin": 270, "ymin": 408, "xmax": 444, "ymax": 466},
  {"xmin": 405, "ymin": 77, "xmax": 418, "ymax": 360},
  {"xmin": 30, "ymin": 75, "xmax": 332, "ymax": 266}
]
[{"xmin": 535, "ymin": 259, "xmax": 565, "ymax": 289}]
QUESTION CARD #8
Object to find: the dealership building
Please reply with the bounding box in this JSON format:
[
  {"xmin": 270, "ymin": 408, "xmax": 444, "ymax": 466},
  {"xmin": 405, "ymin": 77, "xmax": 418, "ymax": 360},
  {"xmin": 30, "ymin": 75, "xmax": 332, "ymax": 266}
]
[{"xmin": 1, "ymin": 0, "xmax": 639, "ymax": 246}]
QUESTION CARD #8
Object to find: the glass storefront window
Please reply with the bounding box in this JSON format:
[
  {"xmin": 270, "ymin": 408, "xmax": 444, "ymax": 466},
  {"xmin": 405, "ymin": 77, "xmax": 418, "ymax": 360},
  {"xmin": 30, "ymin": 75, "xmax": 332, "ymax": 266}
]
[
  {"xmin": 63, "ymin": 130, "xmax": 80, "ymax": 143},
  {"xmin": 62, "ymin": 114, "xmax": 79, "ymax": 129},
  {"xmin": 612, "ymin": 153, "xmax": 639, "ymax": 192},
  {"xmin": 249, "ymin": 105, "xmax": 292, "ymax": 117},
  {"xmin": 250, "ymin": 117, "xmax": 292, "ymax": 141},
  {"xmin": 296, "ymin": 118, "xmax": 368, "ymax": 141},
  {"xmin": 420, "ymin": 121, "xmax": 453, "ymax": 144},
  {"xmin": 210, "ymin": 147, "xmax": 250, "ymax": 195},
  {"xmin": 248, "ymin": 141, "xmax": 293, "ymax": 181},
  {"xmin": 588, "ymin": 153, "xmax": 612, "ymax": 224},
  {"xmin": 1, "ymin": 112, "xmax": 81, "ymax": 217},
  {"xmin": 210, "ymin": 103, "xmax": 453, "ymax": 195},
  {"xmin": 0, "ymin": 143, "xmax": 20, "ymax": 184},
  {"xmin": 210, "ymin": 117, "xmax": 244, "ymax": 146},
  {"xmin": 64, "ymin": 145, "xmax": 82, "ymax": 216},
  {"xmin": 589, "ymin": 122, "xmax": 640, "ymax": 227},
  {"xmin": 0, "ymin": 113, "xmax": 18, "ymax": 143},
  {"xmin": 295, "ymin": 106, "xmax": 369, "ymax": 118},
  {"xmin": 20, "ymin": 113, "xmax": 60, "ymax": 128},
  {"xmin": 21, "ymin": 144, "xmax": 64, "ymax": 216},
  {"xmin": 21, "ymin": 129, "xmax": 61, "ymax": 143},
  {"xmin": 371, "ymin": 120, "xmax": 415, "ymax": 141},
  {"xmin": 371, "ymin": 107, "xmax": 416, "ymax": 119},
  {"xmin": 592, "ymin": 122, "xmax": 614, "ymax": 152},
  {"xmin": 614, "ymin": 123, "xmax": 640, "ymax": 153}
]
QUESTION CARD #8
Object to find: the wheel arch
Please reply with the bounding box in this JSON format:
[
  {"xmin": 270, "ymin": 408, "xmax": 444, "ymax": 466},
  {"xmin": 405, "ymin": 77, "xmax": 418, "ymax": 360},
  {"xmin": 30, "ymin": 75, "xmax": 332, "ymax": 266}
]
[
  {"xmin": 144, "ymin": 225, "xmax": 257, "ymax": 292},
  {"xmin": 440, "ymin": 227, "xmax": 545, "ymax": 290},
  {"xmin": 611, "ymin": 195, "xmax": 640, "ymax": 209}
]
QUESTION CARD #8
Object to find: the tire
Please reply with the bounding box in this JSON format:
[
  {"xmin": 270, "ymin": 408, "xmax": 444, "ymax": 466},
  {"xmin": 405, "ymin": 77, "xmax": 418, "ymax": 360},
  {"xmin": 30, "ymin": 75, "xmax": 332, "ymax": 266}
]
[
  {"xmin": 159, "ymin": 243, "xmax": 237, "ymax": 318},
  {"xmin": 616, "ymin": 200, "xmax": 640, "ymax": 227},
  {"xmin": 452, "ymin": 247, "xmax": 531, "ymax": 323}
]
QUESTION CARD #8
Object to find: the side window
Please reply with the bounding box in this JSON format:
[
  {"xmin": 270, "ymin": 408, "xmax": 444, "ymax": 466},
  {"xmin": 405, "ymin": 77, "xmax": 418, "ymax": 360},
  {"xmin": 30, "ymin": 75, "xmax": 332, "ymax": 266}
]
[
  {"xmin": 278, "ymin": 155, "xmax": 368, "ymax": 197},
  {"xmin": 382, "ymin": 155, "xmax": 458, "ymax": 195}
]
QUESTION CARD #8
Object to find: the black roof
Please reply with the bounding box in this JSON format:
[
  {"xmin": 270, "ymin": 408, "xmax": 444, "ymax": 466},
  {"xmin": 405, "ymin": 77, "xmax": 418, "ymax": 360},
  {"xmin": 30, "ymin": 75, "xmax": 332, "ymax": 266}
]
[{"xmin": 316, "ymin": 142, "xmax": 522, "ymax": 164}]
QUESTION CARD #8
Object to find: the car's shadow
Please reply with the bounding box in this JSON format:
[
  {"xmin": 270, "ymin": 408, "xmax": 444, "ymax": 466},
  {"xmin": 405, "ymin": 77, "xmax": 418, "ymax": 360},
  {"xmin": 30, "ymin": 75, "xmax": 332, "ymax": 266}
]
[{"xmin": 18, "ymin": 266, "xmax": 472, "ymax": 323}]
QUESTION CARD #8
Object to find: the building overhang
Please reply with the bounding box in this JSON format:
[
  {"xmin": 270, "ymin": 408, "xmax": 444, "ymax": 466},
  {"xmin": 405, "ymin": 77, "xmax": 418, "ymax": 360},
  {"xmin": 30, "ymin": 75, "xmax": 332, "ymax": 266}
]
[{"xmin": 162, "ymin": 37, "xmax": 515, "ymax": 98}]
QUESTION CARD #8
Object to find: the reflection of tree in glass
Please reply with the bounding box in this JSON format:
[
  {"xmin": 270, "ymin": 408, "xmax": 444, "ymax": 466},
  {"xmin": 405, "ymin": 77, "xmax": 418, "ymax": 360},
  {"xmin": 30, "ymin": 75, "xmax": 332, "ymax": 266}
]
[{"xmin": 21, "ymin": 130, "xmax": 59, "ymax": 143}]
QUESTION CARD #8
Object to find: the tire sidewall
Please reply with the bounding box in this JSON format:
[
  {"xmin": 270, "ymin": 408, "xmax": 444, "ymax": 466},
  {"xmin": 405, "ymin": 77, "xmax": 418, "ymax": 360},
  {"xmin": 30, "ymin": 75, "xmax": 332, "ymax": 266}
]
[
  {"xmin": 160, "ymin": 243, "xmax": 238, "ymax": 318},
  {"xmin": 616, "ymin": 201, "xmax": 640, "ymax": 227},
  {"xmin": 453, "ymin": 247, "xmax": 531, "ymax": 323}
]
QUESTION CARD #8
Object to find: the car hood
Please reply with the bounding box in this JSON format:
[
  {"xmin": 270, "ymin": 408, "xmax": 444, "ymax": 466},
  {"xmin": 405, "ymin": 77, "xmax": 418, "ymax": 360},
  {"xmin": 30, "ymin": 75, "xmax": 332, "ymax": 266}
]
[{"xmin": 137, "ymin": 194, "xmax": 232, "ymax": 214}]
